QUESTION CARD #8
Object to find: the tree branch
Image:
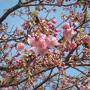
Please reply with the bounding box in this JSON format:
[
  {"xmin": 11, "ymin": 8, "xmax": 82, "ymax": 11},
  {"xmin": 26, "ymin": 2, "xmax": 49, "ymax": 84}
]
[
  {"xmin": 0, "ymin": 1, "xmax": 77, "ymax": 24},
  {"xmin": 0, "ymin": 4, "xmax": 20, "ymax": 23},
  {"xmin": 0, "ymin": 66, "xmax": 55, "ymax": 88},
  {"xmin": 0, "ymin": 0, "xmax": 37, "ymax": 23},
  {"xmin": 33, "ymin": 73, "xmax": 59, "ymax": 90}
]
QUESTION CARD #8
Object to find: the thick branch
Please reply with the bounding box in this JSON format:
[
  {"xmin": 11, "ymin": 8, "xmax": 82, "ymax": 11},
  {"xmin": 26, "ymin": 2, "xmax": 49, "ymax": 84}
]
[
  {"xmin": 0, "ymin": 0, "xmax": 37, "ymax": 23},
  {"xmin": 0, "ymin": 4, "xmax": 20, "ymax": 23}
]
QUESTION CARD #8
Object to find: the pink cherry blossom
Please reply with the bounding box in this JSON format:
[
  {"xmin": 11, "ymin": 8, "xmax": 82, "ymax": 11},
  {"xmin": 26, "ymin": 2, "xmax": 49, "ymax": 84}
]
[
  {"xmin": 62, "ymin": 22, "xmax": 71, "ymax": 30},
  {"xmin": 62, "ymin": 23, "xmax": 76, "ymax": 40},
  {"xmin": 81, "ymin": 35, "xmax": 90, "ymax": 43},
  {"xmin": 48, "ymin": 35, "xmax": 60, "ymax": 47},
  {"xmin": 17, "ymin": 42, "xmax": 24, "ymax": 50},
  {"xmin": 51, "ymin": 18, "xmax": 57, "ymax": 24},
  {"xmin": 27, "ymin": 36, "xmax": 36, "ymax": 46},
  {"xmin": 27, "ymin": 34, "xmax": 48, "ymax": 55},
  {"xmin": 68, "ymin": 41, "xmax": 77, "ymax": 50},
  {"xmin": 38, "ymin": 39, "xmax": 47, "ymax": 50},
  {"xmin": 39, "ymin": 33, "xmax": 47, "ymax": 39},
  {"xmin": 71, "ymin": 29, "xmax": 76, "ymax": 35},
  {"xmin": 27, "ymin": 33, "xmax": 59, "ymax": 55}
]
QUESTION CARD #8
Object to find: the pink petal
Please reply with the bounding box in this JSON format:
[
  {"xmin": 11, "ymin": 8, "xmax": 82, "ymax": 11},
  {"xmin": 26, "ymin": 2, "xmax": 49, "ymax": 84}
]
[
  {"xmin": 62, "ymin": 23, "xmax": 71, "ymax": 30},
  {"xmin": 82, "ymin": 35, "xmax": 90, "ymax": 43},
  {"xmin": 51, "ymin": 18, "xmax": 57, "ymax": 24},
  {"xmin": 17, "ymin": 42, "xmax": 24, "ymax": 50}
]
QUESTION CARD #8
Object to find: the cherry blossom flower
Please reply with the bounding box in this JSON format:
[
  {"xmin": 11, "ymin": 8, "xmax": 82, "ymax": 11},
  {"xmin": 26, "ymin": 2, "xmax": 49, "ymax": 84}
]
[
  {"xmin": 17, "ymin": 42, "xmax": 24, "ymax": 50},
  {"xmin": 62, "ymin": 22, "xmax": 71, "ymax": 30},
  {"xmin": 62, "ymin": 23, "xmax": 76, "ymax": 40},
  {"xmin": 51, "ymin": 18, "xmax": 57, "ymax": 24},
  {"xmin": 68, "ymin": 41, "xmax": 77, "ymax": 50},
  {"xmin": 47, "ymin": 35, "xmax": 60, "ymax": 47},
  {"xmin": 27, "ymin": 33, "xmax": 60, "ymax": 55},
  {"xmin": 27, "ymin": 36, "xmax": 36, "ymax": 46},
  {"xmin": 81, "ymin": 35, "xmax": 90, "ymax": 43},
  {"xmin": 64, "ymin": 41, "xmax": 77, "ymax": 52}
]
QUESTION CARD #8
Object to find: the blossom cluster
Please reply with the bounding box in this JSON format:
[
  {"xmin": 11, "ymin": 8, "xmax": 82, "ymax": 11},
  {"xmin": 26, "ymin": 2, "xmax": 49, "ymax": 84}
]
[{"xmin": 27, "ymin": 33, "xmax": 59, "ymax": 55}]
